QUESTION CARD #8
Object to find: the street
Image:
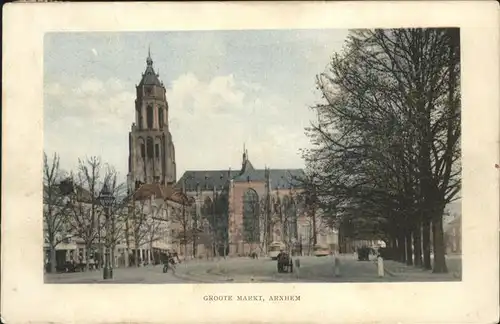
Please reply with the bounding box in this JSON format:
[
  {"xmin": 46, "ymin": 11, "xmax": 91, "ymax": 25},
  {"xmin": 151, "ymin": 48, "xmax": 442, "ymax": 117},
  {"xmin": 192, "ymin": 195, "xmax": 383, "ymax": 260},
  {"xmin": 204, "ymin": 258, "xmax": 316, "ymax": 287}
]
[{"xmin": 44, "ymin": 254, "xmax": 461, "ymax": 284}]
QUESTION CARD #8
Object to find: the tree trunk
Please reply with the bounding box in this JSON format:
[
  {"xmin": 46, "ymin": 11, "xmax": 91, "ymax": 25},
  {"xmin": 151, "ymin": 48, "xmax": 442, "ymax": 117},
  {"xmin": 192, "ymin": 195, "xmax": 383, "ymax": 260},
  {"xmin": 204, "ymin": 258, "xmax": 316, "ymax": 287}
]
[
  {"xmin": 413, "ymin": 220, "xmax": 423, "ymax": 267},
  {"xmin": 125, "ymin": 217, "xmax": 131, "ymax": 267},
  {"xmin": 397, "ymin": 232, "xmax": 406, "ymax": 263},
  {"xmin": 422, "ymin": 218, "xmax": 432, "ymax": 269},
  {"xmin": 405, "ymin": 226, "xmax": 413, "ymax": 266},
  {"xmin": 391, "ymin": 237, "xmax": 397, "ymax": 251},
  {"xmin": 184, "ymin": 243, "xmax": 188, "ymax": 261},
  {"xmin": 150, "ymin": 243, "xmax": 155, "ymax": 265},
  {"xmin": 135, "ymin": 240, "xmax": 140, "ymax": 267},
  {"xmin": 86, "ymin": 244, "xmax": 92, "ymax": 271},
  {"xmin": 192, "ymin": 239, "xmax": 197, "ymax": 259},
  {"xmin": 432, "ymin": 215, "xmax": 448, "ymax": 273},
  {"xmin": 311, "ymin": 207, "xmax": 317, "ymax": 245},
  {"xmin": 49, "ymin": 245, "xmax": 57, "ymax": 273}
]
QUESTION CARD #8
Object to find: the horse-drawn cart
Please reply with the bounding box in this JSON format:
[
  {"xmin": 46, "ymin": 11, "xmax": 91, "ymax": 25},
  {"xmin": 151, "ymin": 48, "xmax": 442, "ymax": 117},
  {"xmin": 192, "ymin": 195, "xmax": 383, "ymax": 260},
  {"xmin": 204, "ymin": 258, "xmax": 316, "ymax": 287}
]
[{"xmin": 277, "ymin": 252, "xmax": 294, "ymax": 273}]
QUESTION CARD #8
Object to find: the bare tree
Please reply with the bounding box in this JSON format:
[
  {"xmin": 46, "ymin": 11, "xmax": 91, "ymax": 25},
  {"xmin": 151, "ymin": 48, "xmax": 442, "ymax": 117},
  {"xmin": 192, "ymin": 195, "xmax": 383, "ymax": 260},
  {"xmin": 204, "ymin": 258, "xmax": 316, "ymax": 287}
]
[
  {"xmin": 100, "ymin": 166, "xmax": 130, "ymax": 268},
  {"xmin": 169, "ymin": 194, "xmax": 195, "ymax": 260},
  {"xmin": 146, "ymin": 201, "xmax": 168, "ymax": 265},
  {"xmin": 128, "ymin": 198, "xmax": 154, "ymax": 266},
  {"xmin": 200, "ymin": 197, "xmax": 216, "ymax": 259},
  {"xmin": 214, "ymin": 191, "xmax": 230, "ymax": 259},
  {"xmin": 43, "ymin": 152, "xmax": 71, "ymax": 273},
  {"xmin": 66, "ymin": 157, "xmax": 104, "ymax": 270}
]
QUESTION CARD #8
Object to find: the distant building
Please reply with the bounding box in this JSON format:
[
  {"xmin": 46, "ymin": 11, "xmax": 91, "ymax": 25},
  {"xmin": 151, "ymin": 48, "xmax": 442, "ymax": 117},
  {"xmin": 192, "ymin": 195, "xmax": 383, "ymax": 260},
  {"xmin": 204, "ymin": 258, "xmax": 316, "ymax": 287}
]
[{"xmin": 444, "ymin": 213, "xmax": 461, "ymax": 254}]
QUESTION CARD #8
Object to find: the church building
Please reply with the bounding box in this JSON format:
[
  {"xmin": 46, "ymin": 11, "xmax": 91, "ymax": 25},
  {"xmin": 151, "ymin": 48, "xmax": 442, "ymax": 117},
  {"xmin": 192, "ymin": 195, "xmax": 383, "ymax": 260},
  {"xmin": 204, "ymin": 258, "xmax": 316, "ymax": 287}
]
[
  {"xmin": 127, "ymin": 51, "xmax": 337, "ymax": 258},
  {"xmin": 128, "ymin": 49, "xmax": 177, "ymax": 189},
  {"xmin": 175, "ymin": 147, "xmax": 338, "ymax": 257}
]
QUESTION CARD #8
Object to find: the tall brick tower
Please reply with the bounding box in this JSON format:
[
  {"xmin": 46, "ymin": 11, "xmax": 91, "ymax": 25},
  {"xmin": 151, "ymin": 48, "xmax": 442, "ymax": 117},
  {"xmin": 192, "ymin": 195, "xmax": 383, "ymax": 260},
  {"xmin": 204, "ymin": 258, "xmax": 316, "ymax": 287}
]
[{"xmin": 128, "ymin": 48, "xmax": 176, "ymax": 189}]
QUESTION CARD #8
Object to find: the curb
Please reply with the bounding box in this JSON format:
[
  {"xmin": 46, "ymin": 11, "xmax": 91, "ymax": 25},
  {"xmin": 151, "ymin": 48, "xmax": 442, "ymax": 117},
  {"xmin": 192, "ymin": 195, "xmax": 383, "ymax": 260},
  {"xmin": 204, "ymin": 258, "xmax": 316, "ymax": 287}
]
[{"xmin": 378, "ymin": 261, "xmax": 461, "ymax": 279}]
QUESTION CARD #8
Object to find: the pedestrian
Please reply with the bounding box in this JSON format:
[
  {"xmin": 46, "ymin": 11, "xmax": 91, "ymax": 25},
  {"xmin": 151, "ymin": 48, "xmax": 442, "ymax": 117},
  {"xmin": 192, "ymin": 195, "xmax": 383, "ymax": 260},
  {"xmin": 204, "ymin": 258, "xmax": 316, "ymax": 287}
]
[{"xmin": 173, "ymin": 251, "xmax": 181, "ymax": 264}]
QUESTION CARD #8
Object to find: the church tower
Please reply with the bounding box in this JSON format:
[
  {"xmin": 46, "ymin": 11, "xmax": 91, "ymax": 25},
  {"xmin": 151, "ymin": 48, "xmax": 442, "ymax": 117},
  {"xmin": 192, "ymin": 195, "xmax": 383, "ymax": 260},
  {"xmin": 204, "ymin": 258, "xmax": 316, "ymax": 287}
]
[{"xmin": 128, "ymin": 49, "xmax": 176, "ymax": 188}]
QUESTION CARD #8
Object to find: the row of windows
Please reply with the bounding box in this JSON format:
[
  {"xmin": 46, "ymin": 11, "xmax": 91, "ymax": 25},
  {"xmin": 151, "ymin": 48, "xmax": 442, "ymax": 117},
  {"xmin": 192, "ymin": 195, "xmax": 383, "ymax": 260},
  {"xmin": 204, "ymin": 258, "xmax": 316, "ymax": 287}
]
[
  {"xmin": 137, "ymin": 105, "xmax": 165, "ymax": 130},
  {"xmin": 141, "ymin": 142, "xmax": 160, "ymax": 159},
  {"xmin": 140, "ymin": 140, "xmax": 161, "ymax": 159}
]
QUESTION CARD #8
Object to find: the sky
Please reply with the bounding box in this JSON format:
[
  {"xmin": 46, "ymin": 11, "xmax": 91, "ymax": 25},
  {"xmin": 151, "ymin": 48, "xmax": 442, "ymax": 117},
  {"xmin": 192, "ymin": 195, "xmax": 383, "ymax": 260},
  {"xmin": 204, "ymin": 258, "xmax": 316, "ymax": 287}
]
[{"xmin": 44, "ymin": 29, "xmax": 349, "ymax": 181}]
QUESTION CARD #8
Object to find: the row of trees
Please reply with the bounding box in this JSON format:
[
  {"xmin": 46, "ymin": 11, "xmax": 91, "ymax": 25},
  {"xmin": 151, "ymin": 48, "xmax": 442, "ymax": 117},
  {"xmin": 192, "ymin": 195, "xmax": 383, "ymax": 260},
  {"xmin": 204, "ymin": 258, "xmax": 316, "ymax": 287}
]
[
  {"xmin": 301, "ymin": 28, "xmax": 461, "ymax": 273},
  {"xmin": 43, "ymin": 152, "xmax": 188, "ymax": 272}
]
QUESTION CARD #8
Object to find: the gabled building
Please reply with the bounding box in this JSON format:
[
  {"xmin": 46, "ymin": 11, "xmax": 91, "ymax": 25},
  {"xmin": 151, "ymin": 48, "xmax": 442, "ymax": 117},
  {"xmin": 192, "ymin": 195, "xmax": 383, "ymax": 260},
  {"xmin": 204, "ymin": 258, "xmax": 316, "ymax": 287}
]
[{"xmin": 176, "ymin": 147, "xmax": 336, "ymax": 257}]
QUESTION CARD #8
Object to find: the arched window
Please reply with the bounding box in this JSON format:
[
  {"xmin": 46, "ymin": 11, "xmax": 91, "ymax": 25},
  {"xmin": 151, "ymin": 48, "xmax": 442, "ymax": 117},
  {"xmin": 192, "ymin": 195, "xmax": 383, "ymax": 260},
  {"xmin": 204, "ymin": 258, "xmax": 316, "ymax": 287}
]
[
  {"xmin": 282, "ymin": 195, "xmax": 290, "ymax": 217},
  {"xmin": 158, "ymin": 107, "xmax": 164, "ymax": 130},
  {"xmin": 138, "ymin": 110, "xmax": 144, "ymax": 130},
  {"xmin": 242, "ymin": 189, "xmax": 259, "ymax": 243},
  {"xmin": 146, "ymin": 137, "xmax": 154, "ymax": 158},
  {"xmin": 287, "ymin": 198, "xmax": 298, "ymax": 241},
  {"xmin": 140, "ymin": 144, "xmax": 145, "ymax": 158},
  {"xmin": 282, "ymin": 195, "xmax": 290, "ymax": 238},
  {"xmin": 202, "ymin": 197, "xmax": 213, "ymax": 218},
  {"xmin": 138, "ymin": 137, "xmax": 145, "ymax": 158},
  {"xmin": 202, "ymin": 197, "xmax": 214, "ymax": 229},
  {"xmin": 147, "ymin": 105, "xmax": 154, "ymax": 129}
]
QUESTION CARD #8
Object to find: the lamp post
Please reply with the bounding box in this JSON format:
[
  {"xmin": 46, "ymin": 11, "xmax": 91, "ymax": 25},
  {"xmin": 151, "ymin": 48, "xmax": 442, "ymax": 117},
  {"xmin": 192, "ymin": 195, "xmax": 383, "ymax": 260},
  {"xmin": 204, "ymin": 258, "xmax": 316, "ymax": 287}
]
[{"xmin": 98, "ymin": 182, "xmax": 115, "ymax": 280}]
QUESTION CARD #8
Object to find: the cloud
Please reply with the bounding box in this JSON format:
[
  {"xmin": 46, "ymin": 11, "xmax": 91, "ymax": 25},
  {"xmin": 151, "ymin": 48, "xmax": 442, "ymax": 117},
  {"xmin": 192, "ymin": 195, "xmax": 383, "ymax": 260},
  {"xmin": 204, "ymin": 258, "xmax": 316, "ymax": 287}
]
[
  {"xmin": 168, "ymin": 73, "xmax": 245, "ymax": 117},
  {"xmin": 167, "ymin": 73, "xmax": 309, "ymax": 173},
  {"xmin": 44, "ymin": 72, "xmax": 312, "ymax": 181},
  {"xmin": 44, "ymin": 77, "xmax": 136, "ymax": 178},
  {"xmin": 46, "ymin": 77, "xmax": 134, "ymax": 130},
  {"xmin": 73, "ymin": 78, "xmax": 105, "ymax": 96}
]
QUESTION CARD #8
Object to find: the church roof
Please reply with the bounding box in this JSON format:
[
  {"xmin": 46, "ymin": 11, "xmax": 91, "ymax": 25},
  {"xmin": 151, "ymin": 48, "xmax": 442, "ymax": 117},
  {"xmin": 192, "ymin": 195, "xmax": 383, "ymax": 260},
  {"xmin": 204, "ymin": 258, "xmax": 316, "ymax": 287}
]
[
  {"xmin": 138, "ymin": 49, "xmax": 162, "ymax": 87},
  {"xmin": 175, "ymin": 148, "xmax": 305, "ymax": 191},
  {"xmin": 176, "ymin": 170, "xmax": 239, "ymax": 192},
  {"xmin": 176, "ymin": 167, "xmax": 305, "ymax": 191},
  {"xmin": 233, "ymin": 168, "xmax": 305, "ymax": 189}
]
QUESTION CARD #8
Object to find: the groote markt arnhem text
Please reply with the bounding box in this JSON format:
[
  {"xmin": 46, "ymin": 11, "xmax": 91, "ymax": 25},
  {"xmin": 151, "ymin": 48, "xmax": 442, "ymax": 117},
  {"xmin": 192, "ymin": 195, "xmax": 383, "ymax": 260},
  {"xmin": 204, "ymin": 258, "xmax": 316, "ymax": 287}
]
[{"xmin": 203, "ymin": 295, "xmax": 300, "ymax": 302}]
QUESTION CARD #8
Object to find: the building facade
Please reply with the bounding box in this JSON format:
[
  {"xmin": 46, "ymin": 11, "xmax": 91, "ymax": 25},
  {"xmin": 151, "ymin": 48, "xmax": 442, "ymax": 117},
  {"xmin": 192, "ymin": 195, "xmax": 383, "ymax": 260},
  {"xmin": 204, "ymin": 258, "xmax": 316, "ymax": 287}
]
[
  {"xmin": 128, "ymin": 50, "xmax": 177, "ymax": 188},
  {"xmin": 176, "ymin": 148, "xmax": 338, "ymax": 257},
  {"xmin": 444, "ymin": 214, "xmax": 461, "ymax": 254}
]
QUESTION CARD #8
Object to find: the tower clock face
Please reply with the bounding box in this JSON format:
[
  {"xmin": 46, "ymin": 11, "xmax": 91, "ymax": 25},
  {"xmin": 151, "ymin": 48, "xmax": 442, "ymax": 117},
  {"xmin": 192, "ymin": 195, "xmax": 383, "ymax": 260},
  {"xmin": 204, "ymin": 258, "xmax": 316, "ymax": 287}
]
[{"xmin": 145, "ymin": 87, "xmax": 152, "ymax": 95}]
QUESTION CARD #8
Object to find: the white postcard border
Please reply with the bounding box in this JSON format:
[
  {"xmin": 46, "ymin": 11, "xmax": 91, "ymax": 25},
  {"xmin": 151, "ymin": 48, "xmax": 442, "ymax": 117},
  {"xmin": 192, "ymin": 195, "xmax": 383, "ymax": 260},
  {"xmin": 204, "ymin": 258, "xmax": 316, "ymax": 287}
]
[{"xmin": 2, "ymin": 1, "xmax": 499, "ymax": 323}]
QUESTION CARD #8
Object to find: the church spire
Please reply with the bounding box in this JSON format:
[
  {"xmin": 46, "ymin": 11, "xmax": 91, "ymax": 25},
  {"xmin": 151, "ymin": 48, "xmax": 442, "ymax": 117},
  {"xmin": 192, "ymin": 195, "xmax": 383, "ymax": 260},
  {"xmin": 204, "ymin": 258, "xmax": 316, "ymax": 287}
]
[
  {"xmin": 242, "ymin": 143, "xmax": 247, "ymax": 164},
  {"xmin": 147, "ymin": 45, "xmax": 153, "ymax": 67},
  {"xmin": 139, "ymin": 46, "xmax": 162, "ymax": 87}
]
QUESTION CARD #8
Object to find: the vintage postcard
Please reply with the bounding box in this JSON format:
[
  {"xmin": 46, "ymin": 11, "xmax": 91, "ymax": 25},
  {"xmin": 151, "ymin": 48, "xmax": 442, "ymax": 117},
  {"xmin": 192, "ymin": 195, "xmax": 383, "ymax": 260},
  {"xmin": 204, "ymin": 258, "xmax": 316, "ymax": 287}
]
[{"xmin": 2, "ymin": 1, "xmax": 499, "ymax": 323}]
